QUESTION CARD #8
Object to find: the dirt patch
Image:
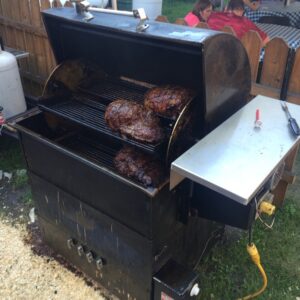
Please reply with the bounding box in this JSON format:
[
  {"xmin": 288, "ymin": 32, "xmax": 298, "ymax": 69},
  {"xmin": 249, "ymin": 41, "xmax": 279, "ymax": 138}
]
[
  {"xmin": 0, "ymin": 220, "xmax": 110, "ymax": 300},
  {"xmin": 0, "ymin": 179, "xmax": 115, "ymax": 300}
]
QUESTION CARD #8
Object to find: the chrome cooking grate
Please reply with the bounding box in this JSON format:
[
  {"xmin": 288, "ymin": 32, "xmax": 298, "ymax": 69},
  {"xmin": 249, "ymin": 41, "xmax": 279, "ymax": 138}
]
[
  {"xmin": 39, "ymin": 77, "xmax": 170, "ymax": 154},
  {"xmin": 60, "ymin": 134, "xmax": 117, "ymax": 169}
]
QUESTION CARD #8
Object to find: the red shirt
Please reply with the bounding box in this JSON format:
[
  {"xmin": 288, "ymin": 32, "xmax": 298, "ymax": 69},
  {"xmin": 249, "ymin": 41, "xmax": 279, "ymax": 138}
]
[{"xmin": 207, "ymin": 12, "xmax": 268, "ymax": 41}]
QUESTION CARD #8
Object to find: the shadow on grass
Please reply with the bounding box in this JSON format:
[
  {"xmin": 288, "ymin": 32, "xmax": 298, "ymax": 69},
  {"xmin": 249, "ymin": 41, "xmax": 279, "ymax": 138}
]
[{"xmin": 197, "ymin": 155, "xmax": 300, "ymax": 300}]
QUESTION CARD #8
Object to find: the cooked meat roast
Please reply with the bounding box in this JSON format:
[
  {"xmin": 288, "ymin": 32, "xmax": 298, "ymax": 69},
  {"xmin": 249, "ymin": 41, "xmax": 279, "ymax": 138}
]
[
  {"xmin": 144, "ymin": 85, "xmax": 194, "ymax": 118},
  {"xmin": 114, "ymin": 146, "xmax": 165, "ymax": 187},
  {"xmin": 105, "ymin": 99, "xmax": 164, "ymax": 143}
]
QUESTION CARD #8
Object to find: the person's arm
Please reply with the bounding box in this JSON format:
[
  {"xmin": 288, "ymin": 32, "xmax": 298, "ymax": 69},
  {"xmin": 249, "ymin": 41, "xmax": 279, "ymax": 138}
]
[
  {"xmin": 262, "ymin": 36, "xmax": 270, "ymax": 47},
  {"xmin": 244, "ymin": 18, "xmax": 270, "ymax": 46}
]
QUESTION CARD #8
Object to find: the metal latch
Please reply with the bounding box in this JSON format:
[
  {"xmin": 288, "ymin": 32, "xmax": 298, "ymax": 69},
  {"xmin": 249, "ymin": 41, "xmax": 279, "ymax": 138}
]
[
  {"xmin": 77, "ymin": 245, "xmax": 84, "ymax": 256},
  {"xmin": 71, "ymin": 0, "xmax": 94, "ymax": 21},
  {"xmin": 95, "ymin": 258, "xmax": 104, "ymax": 270},
  {"xmin": 67, "ymin": 238, "xmax": 76, "ymax": 249},
  {"xmin": 86, "ymin": 251, "xmax": 94, "ymax": 263},
  {"xmin": 134, "ymin": 8, "xmax": 149, "ymax": 32},
  {"xmin": 70, "ymin": 0, "xmax": 149, "ymax": 32}
]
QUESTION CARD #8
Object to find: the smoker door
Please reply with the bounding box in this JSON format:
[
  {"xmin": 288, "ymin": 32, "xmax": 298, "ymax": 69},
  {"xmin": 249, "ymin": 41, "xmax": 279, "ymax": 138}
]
[{"xmin": 30, "ymin": 172, "xmax": 153, "ymax": 300}]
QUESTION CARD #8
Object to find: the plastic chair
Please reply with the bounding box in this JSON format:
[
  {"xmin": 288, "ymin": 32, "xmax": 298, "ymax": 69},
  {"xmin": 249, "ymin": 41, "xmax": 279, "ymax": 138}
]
[
  {"xmin": 196, "ymin": 22, "xmax": 209, "ymax": 29},
  {"xmin": 222, "ymin": 25, "xmax": 236, "ymax": 36},
  {"xmin": 155, "ymin": 15, "xmax": 170, "ymax": 23},
  {"xmin": 258, "ymin": 16, "xmax": 290, "ymax": 27},
  {"xmin": 174, "ymin": 18, "xmax": 187, "ymax": 25}
]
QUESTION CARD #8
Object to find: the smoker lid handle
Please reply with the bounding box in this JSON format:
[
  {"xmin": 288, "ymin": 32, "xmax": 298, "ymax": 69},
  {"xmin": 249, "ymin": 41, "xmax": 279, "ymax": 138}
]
[{"xmin": 70, "ymin": 0, "xmax": 149, "ymax": 31}]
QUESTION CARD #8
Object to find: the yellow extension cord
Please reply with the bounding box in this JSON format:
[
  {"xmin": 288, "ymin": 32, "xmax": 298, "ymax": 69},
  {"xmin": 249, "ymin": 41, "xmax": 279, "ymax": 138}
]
[{"xmin": 239, "ymin": 243, "xmax": 268, "ymax": 300}]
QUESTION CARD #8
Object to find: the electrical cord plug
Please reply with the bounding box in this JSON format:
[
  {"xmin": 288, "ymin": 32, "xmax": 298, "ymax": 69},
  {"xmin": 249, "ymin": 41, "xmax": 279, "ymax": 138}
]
[
  {"xmin": 247, "ymin": 243, "xmax": 260, "ymax": 265},
  {"xmin": 259, "ymin": 201, "xmax": 276, "ymax": 216},
  {"xmin": 239, "ymin": 243, "xmax": 268, "ymax": 300}
]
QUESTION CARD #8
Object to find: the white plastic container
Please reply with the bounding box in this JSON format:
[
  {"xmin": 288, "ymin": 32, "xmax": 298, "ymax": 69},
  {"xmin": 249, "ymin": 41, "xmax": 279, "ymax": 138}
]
[
  {"xmin": 89, "ymin": 0, "xmax": 109, "ymax": 7},
  {"xmin": 58, "ymin": 0, "xmax": 109, "ymax": 7},
  {"xmin": 132, "ymin": 0, "xmax": 162, "ymax": 20},
  {"xmin": 0, "ymin": 46, "xmax": 26, "ymax": 119}
]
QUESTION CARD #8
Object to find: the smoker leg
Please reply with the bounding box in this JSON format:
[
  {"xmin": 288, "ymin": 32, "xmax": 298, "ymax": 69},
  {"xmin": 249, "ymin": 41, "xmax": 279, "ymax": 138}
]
[
  {"xmin": 153, "ymin": 260, "xmax": 200, "ymax": 300},
  {"xmin": 272, "ymin": 144, "xmax": 299, "ymax": 207}
]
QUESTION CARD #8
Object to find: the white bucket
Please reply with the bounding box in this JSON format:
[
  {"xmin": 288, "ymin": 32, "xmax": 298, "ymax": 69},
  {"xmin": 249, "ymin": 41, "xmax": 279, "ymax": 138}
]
[
  {"xmin": 0, "ymin": 46, "xmax": 26, "ymax": 119},
  {"xmin": 58, "ymin": 0, "xmax": 109, "ymax": 7},
  {"xmin": 132, "ymin": 0, "xmax": 162, "ymax": 20},
  {"xmin": 89, "ymin": 0, "xmax": 109, "ymax": 7}
]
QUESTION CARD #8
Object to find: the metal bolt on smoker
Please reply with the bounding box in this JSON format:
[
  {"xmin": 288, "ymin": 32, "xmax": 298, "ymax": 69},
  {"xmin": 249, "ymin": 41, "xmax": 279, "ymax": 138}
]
[{"xmin": 9, "ymin": 3, "xmax": 300, "ymax": 300}]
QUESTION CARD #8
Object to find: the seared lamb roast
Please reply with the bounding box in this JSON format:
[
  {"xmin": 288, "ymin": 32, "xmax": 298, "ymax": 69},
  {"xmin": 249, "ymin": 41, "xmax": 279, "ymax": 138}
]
[
  {"xmin": 144, "ymin": 85, "xmax": 194, "ymax": 119},
  {"xmin": 114, "ymin": 146, "xmax": 165, "ymax": 187},
  {"xmin": 105, "ymin": 100, "xmax": 164, "ymax": 143}
]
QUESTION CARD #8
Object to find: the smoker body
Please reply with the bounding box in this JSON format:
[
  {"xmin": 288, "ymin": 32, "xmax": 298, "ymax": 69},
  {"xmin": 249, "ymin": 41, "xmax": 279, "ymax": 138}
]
[
  {"xmin": 13, "ymin": 7, "xmax": 253, "ymax": 300},
  {"xmin": 16, "ymin": 108, "xmax": 221, "ymax": 299}
]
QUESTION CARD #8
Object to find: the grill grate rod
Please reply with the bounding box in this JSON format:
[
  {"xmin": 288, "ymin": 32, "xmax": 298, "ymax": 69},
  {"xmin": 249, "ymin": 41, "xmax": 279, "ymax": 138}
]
[
  {"xmin": 59, "ymin": 134, "xmax": 165, "ymax": 194},
  {"xmin": 40, "ymin": 100, "xmax": 157, "ymax": 152},
  {"xmin": 39, "ymin": 77, "xmax": 169, "ymax": 154},
  {"xmin": 79, "ymin": 78, "xmax": 147, "ymax": 104},
  {"xmin": 60, "ymin": 135, "xmax": 116, "ymax": 169}
]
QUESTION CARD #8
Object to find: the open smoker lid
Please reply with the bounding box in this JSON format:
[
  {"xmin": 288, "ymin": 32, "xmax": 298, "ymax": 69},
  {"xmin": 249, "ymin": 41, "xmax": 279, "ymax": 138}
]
[{"xmin": 42, "ymin": 7, "xmax": 250, "ymax": 131}]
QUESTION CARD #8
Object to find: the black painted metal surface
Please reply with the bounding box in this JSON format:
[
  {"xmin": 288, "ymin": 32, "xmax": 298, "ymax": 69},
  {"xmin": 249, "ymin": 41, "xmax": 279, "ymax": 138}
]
[
  {"xmin": 31, "ymin": 174, "xmax": 153, "ymax": 299},
  {"xmin": 192, "ymin": 183, "xmax": 258, "ymax": 230},
  {"xmin": 153, "ymin": 259, "xmax": 199, "ymax": 300},
  {"xmin": 42, "ymin": 7, "xmax": 250, "ymax": 133},
  {"xmin": 25, "ymin": 162, "xmax": 221, "ymax": 299},
  {"xmin": 12, "ymin": 7, "xmax": 254, "ymax": 299},
  {"xmin": 16, "ymin": 112, "xmax": 172, "ymax": 239}
]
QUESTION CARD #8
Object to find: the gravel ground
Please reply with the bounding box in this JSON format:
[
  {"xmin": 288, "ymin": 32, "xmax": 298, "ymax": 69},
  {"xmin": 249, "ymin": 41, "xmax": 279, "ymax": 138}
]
[
  {"xmin": 0, "ymin": 179, "xmax": 113, "ymax": 300},
  {"xmin": 0, "ymin": 220, "xmax": 109, "ymax": 300}
]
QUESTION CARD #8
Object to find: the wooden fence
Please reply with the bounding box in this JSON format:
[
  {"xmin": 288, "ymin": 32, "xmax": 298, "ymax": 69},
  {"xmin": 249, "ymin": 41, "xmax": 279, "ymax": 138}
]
[{"xmin": 0, "ymin": 0, "xmax": 73, "ymax": 95}]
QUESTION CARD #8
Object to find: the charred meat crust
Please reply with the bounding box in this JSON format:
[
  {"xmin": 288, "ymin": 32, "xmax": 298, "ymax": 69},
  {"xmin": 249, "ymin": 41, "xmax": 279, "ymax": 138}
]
[
  {"xmin": 105, "ymin": 99, "xmax": 165, "ymax": 144},
  {"xmin": 144, "ymin": 85, "xmax": 194, "ymax": 118},
  {"xmin": 114, "ymin": 146, "xmax": 165, "ymax": 187}
]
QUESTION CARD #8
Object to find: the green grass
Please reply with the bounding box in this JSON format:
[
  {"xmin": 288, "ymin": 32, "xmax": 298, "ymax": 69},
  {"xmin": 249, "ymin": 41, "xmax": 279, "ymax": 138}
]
[
  {"xmin": 0, "ymin": 136, "xmax": 28, "ymax": 190},
  {"xmin": 162, "ymin": 0, "xmax": 194, "ymax": 22},
  {"xmin": 0, "ymin": 136, "xmax": 25, "ymax": 172},
  {"xmin": 197, "ymin": 196, "xmax": 300, "ymax": 299},
  {"xmin": 21, "ymin": 189, "xmax": 33, "ymax": 206},
  {"xmin": 197, "ymin": 155, "xmax": 300, "ymax": 300},
  {"xmin": 13, "ymin": 169, "xmax": 29, "ymax": 190}
]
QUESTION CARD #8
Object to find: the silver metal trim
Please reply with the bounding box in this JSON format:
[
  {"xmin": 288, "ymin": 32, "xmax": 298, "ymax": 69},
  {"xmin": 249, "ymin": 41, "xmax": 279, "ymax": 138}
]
[{"xmin": 170, "ymin": 96, "xmax": 300, "ymax": 205}]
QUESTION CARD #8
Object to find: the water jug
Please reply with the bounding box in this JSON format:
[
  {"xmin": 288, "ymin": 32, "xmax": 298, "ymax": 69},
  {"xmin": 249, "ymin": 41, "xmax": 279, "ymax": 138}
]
[{"xmin": 0, "ymin": 45, "xmax": 26, "ymax": 119}]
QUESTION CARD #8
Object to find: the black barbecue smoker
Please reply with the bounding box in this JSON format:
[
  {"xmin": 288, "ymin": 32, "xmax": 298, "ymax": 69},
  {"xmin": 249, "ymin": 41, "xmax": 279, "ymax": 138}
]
[{"xmin": 10, "ymin": 4, "xmax": 298, "ymax": 300}]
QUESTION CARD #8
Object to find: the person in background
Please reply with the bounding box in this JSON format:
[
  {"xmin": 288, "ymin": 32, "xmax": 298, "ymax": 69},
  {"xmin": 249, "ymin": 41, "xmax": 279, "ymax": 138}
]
[
  {"xmin": 243, "ymin": 0, "xmax": 260, "ymax": 10},
  {"xmin": 185, "ymin": 0, "xmax": 213, "ymax": 27},
  {"xmin": 222, "ymin": 0, "xmax": 259, "ymax": 11},
  {"xmin": 208, "ymin": 0, "xmax": 270, "ymax": 45}
]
